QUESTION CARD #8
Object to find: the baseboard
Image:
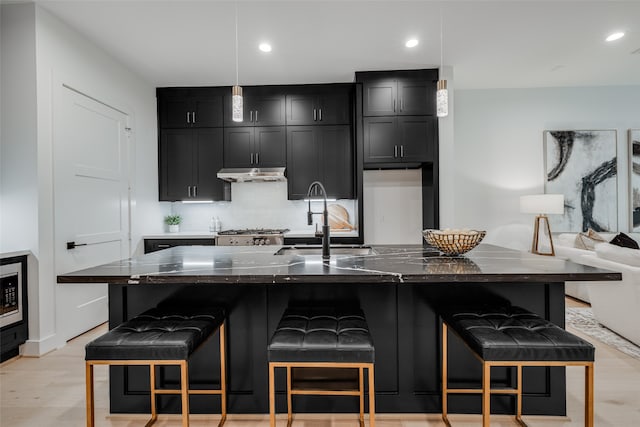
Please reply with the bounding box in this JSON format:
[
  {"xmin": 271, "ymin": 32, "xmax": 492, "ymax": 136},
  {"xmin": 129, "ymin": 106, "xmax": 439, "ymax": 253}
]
[{"xmin": 20, "ymin": 333, "xmax": 59, "ymax": 357}]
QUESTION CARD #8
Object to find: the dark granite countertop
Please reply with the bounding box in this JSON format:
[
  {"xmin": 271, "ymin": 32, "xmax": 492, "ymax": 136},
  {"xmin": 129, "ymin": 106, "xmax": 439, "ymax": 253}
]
[{"xmin": 57, "ymin": 244, "xmax": 622, "ymax": 285}]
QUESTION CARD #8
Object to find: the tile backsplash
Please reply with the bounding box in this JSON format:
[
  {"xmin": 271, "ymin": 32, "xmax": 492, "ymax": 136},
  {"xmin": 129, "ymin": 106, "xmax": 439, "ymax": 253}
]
[{"xmin": 167, "ymin": 182, "xmax": 357, "ymax": 234}]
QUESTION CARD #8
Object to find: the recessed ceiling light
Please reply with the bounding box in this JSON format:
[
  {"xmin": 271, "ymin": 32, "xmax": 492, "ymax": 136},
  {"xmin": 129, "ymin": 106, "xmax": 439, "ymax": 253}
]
[
  {"xmin": 259, "ymin": 43, "xmax": 272, "ymax": 52},
  {"xmin": 606, "ymin": 32, "xmax": 625, "ymax": 42},
  {"xmin": 405, "ymin": 39, "xmax": 419, "ymax": 48}
]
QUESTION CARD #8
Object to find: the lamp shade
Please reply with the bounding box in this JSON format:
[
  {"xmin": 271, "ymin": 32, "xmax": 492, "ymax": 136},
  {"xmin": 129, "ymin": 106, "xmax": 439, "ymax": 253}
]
[{"xmin": 520, "ymin": 194, "xmax": 565, "ymax": 215}]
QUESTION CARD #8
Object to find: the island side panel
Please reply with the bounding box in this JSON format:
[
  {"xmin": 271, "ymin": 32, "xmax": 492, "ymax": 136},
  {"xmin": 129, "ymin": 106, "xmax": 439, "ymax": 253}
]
[{"xmin": 106, "ymin": 280, "xmax": 566, "ymax": 415}]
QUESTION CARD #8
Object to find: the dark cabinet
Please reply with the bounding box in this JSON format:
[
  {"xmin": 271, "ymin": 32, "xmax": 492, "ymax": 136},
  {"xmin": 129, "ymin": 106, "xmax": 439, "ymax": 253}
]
[
  {"xmin": 144, "ymin": 238, "xmax": 215, "ymax": 254},
  {"xmin": 363, "ymin": 116, "xmax": 436, "ymax": 165},
  {"xmin": 159, "ymin": 128, "xmax": 227, "ymax": 201},
  {"xmin": 286, "ymin": 86, "xmax": 352, "ymax": 126},
  {"xmin": 287, "ymin": 125, "xmax": 353, "ymax": 199},
  {"xmin": 359, "ymin": 70, "xmax": 437, "ymax": 117},
  {"xmin": 223, "ymin": 127, "xmax": 286, "ymax": 168},
  {"xmin": 224, "ymin": 87, "xmax": 286, "ymax": 127},
  {"xmin": 158, "ymin": 88, "xmax": 224, "ymax": 128},
  {"xmin": 357, "ymin": 70, "xmax": 438, "ymax": 168}
]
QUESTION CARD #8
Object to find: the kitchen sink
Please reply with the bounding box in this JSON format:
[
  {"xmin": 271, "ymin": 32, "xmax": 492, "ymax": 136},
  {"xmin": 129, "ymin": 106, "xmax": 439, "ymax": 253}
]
[{"xmin": 274, "ymin": 245, "xmax": 375, "ymax": 256}]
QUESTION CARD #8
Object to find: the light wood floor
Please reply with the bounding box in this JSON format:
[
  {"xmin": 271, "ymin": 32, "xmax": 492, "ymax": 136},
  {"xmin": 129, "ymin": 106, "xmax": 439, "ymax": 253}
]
[{"xmin": 2, "ymin": 299, "xmax": 640, "ymax": 426}]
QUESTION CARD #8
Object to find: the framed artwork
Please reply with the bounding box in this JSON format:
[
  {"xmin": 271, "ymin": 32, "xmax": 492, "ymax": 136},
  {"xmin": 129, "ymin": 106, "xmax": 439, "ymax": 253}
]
[
  {"xmin": 544, "ymin": 130, "xmax": 617, "ymax": 232},
  {"xmin": 630, "ymin": 129, "xmax": 640, "ymax": 231}
]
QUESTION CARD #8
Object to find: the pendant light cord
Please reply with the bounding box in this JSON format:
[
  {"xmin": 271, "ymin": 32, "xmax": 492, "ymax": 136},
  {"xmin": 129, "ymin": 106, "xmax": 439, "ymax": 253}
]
[
  {"xmin": 440, "ymin": 7, "xmax": 443, "ymax": 75},
  {"xmin": 235, "ymin": 4, "xmax": 239, "ymax": 86}
]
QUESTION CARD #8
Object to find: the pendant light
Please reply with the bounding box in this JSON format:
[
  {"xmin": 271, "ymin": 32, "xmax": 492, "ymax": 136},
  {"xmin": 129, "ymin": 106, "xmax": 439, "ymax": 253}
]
[
  {"xmin": 232, "ymin": 5, "xmax": 243, "ymax": 122},
  {"xmin": 437, "ymin": 9, "xmax": 449, "ymax": 118}
]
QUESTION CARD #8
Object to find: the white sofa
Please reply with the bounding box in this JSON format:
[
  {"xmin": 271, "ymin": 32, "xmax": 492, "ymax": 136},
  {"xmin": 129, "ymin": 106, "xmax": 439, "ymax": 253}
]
[
  {"xmin": 554, "ymin": 233, "xmax": 617, "ymax": 303},
  {"xmin": 555, "ymin": 234, "xmax": 640, "ymax": 346}
]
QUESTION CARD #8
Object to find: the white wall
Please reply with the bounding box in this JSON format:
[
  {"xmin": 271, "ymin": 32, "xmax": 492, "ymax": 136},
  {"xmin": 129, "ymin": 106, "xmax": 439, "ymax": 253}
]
[
  {"xmin": 0, "ymin": 4, "xmax": 162, "ymax": 355},
  {"xmin": 452, "ymin": 85, "xmax": 640, "ymax": 234},
  {"xmin": 169, "ymin": 183, "xmax": 357, "ymax": 235},
  {"xmin": 1, "ymin": 5, "xmax": 38, "ymax": 255},
  {"xmin": 363, "ymin": 169, "xmax": 423, "ymax": 244}
]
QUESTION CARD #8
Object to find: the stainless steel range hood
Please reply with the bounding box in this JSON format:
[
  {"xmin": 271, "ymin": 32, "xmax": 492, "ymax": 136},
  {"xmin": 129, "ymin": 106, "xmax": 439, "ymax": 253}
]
[{"xmin": 217, "ymin": 167, "xmax": 286, "ymax": 183}]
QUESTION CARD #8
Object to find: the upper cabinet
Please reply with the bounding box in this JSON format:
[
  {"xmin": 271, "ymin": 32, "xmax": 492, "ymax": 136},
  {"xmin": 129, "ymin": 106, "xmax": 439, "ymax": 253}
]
[
  {"xmin": 286, "ymin": 85, "xmax": 352, "ymax": 126},
  {"xmin": 287, "ymin": 125, "xmax": 353, "ymax": 200},
  {"xmin": 223, "ymin": 87, "xmax": 286, "ymax": 127},
  {"xmin": 158, "ymin": 87, "xmax": 224, "ymax": 128},
  {"xmin": 357, "ymin": 69, "xmax": 439, "ymax": 169},
  {"xmin": 159, "ymin": 128, "xmax": 227, "ymax": 201},
  {"xmin": 223, "ymin": 126, "xmax": 286, "ymax": 168},
  {"xmin": 359, "ymin": 70, "xmax": 437, "ymax": 117}
]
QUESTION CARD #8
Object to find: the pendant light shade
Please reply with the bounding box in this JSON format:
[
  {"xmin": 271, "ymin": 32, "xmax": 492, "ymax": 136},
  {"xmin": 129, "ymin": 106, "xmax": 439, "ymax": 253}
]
[
  {"xmin": 232, "ymin": 5, "xmax": 243, "ymax": 122},
  {"xmin": 232, "ymin": 85, "xmax": 243, "ymax": 122},
  {"xmin": 437, "ymin": 79, "xmax": 448, "ymax": 117},
  {"xmin": 437, "ymin": 9, "xmax": 449, "ymax": 118}
]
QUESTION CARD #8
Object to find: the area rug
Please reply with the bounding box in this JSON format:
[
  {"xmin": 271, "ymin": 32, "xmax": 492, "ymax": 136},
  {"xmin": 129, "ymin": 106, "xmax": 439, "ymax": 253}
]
[{"xmin": 566, "ymin": 307, "xmax": 640, "ymax": 360}]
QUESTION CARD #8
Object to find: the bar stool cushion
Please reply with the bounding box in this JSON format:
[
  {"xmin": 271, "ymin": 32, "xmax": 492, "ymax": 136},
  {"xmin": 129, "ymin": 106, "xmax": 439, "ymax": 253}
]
[
  {"xmin": 440, "ymin": 305, "xmax": 594, "ymax": 362},
  {"xmin": 85, "ymin": 306, "xmax": 224, "ymax": 361},
  {"xmin": 268, "ymin": 307, "xmax": 374, "ymax": 363}
]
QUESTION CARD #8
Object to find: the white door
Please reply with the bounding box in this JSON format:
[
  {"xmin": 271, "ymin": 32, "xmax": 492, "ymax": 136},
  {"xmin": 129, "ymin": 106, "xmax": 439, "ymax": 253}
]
[{"xmin": 54, "ymin": 85, "xmax": 130, "ymax": 342}]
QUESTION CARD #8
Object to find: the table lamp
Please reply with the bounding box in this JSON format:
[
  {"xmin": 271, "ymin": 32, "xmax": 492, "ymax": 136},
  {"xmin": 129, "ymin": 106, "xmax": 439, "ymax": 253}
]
[{"xmin": 520, "ymin": 194, "xmax": 565, "ymax": 256}]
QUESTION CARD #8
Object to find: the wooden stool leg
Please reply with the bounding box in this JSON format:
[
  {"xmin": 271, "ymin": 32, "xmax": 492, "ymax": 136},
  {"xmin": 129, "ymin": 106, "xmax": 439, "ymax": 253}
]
[
  {"xmin": 368, "ymin": 364, "xmax": 375, "ymax": 427},
  {"xmin": 86, "ymin": 362, "xmax": 95, "ymax": 427},
  {"xmin": 286, "ymin": 366, "xmax": 292, "ymax": 427},
  {"xmin": 148, "ymin": 364, "xmax": 158, "ymax": 425},
  {"xmin": 585, "ymin": 363, "xmax": 594, "ymax": 427},
  {"xmin": 219, "ymin": 323, "xmax": 227, "ymax": 427},
  {"xmin": 269, "ymin": 363, "xmax": 276, "ymax": 427},
  {"xmin": 359, "ymin": 367, "xmax": 365, "ymax": 427},
  {"xmin": 482, "ymin": 362, "xmax": 491, "ymax": 427},
  {"xmin": 180, "ymin": 361, "xmax": 190, "ymax": 427},
  {"xmin": 515, "ymin": 365, "xmax": 525, "ymax": 426},
  {"xmin": 442, "ymin": 323, "xmax": 450, "ymax": 427}
]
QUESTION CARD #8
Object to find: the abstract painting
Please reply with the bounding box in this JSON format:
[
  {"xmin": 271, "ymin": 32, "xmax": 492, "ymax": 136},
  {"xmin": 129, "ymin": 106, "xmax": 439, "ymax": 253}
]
[
  {"xmin": 630, "ymin": 129, "xmax": 640, "ymax": 231},
  {"xmin": 544, "ymin": 130, "xmax": 617, "ymax": 232}
]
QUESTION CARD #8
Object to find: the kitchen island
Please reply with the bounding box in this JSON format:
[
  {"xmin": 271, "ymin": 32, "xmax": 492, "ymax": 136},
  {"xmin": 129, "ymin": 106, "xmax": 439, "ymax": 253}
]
[{"xmin": 58, "ymin": 244, "xmax": 620, "ymax": 416}]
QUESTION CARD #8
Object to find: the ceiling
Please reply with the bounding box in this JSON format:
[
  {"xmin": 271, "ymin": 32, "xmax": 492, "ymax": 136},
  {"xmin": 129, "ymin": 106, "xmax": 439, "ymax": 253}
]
[{"xmin": 27, "ymin": 0, "xmax": 640, "ymax": 89}]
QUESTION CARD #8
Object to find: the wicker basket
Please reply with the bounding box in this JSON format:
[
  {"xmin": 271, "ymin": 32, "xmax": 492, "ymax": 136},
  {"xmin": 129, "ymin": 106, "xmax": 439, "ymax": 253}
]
[{"xmin": 423, "ymin": 229, "xmax": 486, "ymax": 256}]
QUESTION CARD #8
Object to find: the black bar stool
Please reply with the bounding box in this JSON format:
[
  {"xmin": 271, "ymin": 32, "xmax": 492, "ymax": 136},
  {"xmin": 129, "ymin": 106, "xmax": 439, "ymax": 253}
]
[
  {"xmin": 439, "ymin": 304, "xmax": 595, "ymax": 427},
  {"xmin": 268, "ymin": 306, "xmax": 375, "ymax": 427},
  {"xmin": 85, "ymin": 306, "xmax": 227, "ymax": 427}
]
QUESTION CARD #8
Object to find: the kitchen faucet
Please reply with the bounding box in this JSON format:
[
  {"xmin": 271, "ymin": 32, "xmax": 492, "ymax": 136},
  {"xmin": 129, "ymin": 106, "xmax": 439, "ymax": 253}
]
[{"xmin": 306, "ymin": 181, "xmax": 330, "ymax": 259}]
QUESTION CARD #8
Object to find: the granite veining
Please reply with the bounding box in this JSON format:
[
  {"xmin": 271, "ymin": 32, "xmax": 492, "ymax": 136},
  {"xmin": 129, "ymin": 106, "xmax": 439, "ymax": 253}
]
[{"xmin": 57, "ymin": 244, "xmax": 622, "ymax": 285}]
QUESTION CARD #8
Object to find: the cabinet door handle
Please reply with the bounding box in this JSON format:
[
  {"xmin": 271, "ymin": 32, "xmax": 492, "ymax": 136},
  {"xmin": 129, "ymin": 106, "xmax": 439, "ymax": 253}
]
[
  {"xmin": 400, "ymin": 145, "xmax": 404, "ymax": 158},
  {"xmin": 193, "ymin": 186, "xmax": 197, "ymax": 197},
  {"xmin": 318, "ymin": 108, "xmax": 322, "ymax": 121},
  {"xmin": 255, "ymin": 110, "xmax": 258, "ymax": 122},
  {"xmin": 313, "ymin": 108, "xmax": 317, "ymax": 121},
  {"xmin": 186, "ymin": 112, "xmax": 191, "ymax": 124},
  {"xmin": 393, "ymin": 99, "xmax": 396, "ymax": 112},
  {"xmin": 394, "ymin": 145, "xmax": 398, "ymax": 158},
  {"xmin": 192, "ymin": 111, "xmax": 196, "ymax": 123},
  {"xmin": 250, "ymin": 153, "xmax": 254, "ymax": 164},
  {"xmin": 400, "ymin": 98, "xmax": 404, "ymax": 112},
  {"xmin": 255, "ymin": 152, "xmax": 259, "ymax": 164},
  {"xmin": 250, "ymin": 111, "xmax": 253, "ymax": 122},
  {"xmin": 188, "ymin": 186, "xmax": 192, "ymax": 197},
  {"xmin": 157, "ymin": 244, "xmax": 171, "ymax": 249}
]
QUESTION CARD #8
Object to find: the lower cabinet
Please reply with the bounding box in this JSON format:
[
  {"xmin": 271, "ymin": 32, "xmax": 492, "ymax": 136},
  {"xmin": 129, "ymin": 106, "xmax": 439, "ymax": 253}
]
[
  {"xmin": 286, "ymin": 125, "xmax": 354, "ymax": 199},
  {"xmin": 159, "ymin": 128, "xmax": 227, "ymax": 201},
  {"xmin": 144, "ymin": 238, "xmax": 216, "ymax": 254},
  {"xmin": 363, "ymin": 116, "xmax": 436, "ymax": 167}
]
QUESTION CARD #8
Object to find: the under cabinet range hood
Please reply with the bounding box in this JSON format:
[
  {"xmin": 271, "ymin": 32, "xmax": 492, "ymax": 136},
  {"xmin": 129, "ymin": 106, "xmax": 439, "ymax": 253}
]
[{"xmin": 217, "ymin": 167, "xmax": 286, "ymax": 183}]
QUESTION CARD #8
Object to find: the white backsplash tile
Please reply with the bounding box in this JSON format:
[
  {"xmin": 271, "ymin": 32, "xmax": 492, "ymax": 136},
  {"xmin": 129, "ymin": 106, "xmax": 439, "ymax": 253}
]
[{"xmin": 167, "ymin": 182, "xmax": 357, "ymax": 234}]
